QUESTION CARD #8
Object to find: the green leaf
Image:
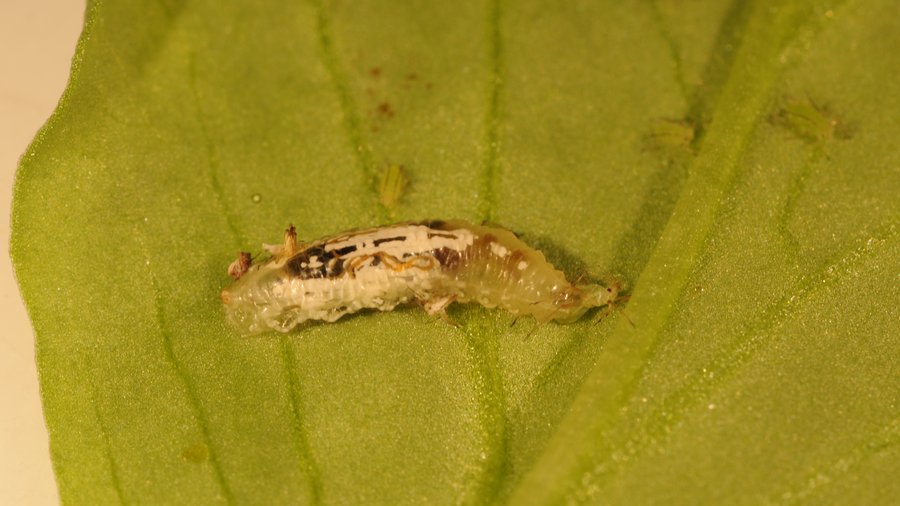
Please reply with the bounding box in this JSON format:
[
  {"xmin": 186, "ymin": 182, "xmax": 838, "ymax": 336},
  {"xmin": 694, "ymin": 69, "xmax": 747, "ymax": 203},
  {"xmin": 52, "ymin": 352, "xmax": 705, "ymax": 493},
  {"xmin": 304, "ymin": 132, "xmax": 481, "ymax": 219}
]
[{"xmin": 11, "ymin": 0, "xmax": 899, "ymax": 504}]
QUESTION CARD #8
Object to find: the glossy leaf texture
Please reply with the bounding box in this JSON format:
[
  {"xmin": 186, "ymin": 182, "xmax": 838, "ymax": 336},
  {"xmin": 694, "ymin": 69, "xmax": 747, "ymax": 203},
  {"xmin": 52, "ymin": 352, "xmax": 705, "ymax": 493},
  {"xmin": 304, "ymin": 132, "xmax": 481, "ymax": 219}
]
[{"xmin": 11, "ymin": 0, "xmax": 899, "ymax": 504}]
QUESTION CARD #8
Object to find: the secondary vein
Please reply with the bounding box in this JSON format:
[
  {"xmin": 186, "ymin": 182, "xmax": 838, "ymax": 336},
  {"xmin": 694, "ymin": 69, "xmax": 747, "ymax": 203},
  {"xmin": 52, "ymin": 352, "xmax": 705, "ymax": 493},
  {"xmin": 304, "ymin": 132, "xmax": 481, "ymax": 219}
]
[
  {"xmin": 308, "ymin": 0, "xmax": 387, "ymax": 223},
  {"xmin": 280, "ymin": 337, "xmax": 324, "ymax": 504},
  {"xmin": 479, "ymin": 0, "xmax": 504, "ymax": 223},
  {"xmin": 149, "ymin": 271, "xmax": 236, "ymax": 504}
]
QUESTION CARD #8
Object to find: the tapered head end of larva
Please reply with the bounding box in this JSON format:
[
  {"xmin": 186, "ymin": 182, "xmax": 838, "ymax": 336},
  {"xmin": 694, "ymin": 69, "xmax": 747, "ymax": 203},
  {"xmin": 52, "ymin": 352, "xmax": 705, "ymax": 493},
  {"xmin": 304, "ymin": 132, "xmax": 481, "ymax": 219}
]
[
  {"xmin": 604, "ymin": 279, "xmax": 623, "ymax": 306},
  {"xmin": 582, "ymin": 278, "xmax": 624, "ymax": 309}
]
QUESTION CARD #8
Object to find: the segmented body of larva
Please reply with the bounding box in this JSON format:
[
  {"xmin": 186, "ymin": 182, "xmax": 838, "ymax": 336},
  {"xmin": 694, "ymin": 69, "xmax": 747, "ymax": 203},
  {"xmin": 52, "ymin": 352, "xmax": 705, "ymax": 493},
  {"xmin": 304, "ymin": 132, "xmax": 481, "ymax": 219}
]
[{"xmin": 221, "ymin": 220, "xmax": 620, "ymax": 335}]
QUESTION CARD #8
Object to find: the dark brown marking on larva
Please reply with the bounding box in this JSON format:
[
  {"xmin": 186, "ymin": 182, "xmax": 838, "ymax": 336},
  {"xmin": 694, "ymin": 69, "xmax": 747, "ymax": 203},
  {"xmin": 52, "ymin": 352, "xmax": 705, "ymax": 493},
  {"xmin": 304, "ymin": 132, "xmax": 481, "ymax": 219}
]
[
  {"xmin": 327, "ymin": 257, "xmax": 344, "ymax": 278},
  {"xmin": 506, "ymin": 250, "xmax": 528, "ymax": 274},
  {"xmin": 286, "ymin": 246, "xmax": 333, "ymax": 279},
  {"xmin": 427, "ymin": 232, "xmax": 458, "ymax": 240},
  {"xmin": 332, "ymin": 244, "xmax": 357, "ymax": 256},
  {"xmin": 432, "ymin": 247, "xmax": 462, "ymax": 271},
  {"xmin": 470, "ymin": 234, "xmax": 500, "ymax": 257},
  {"xmin": 373, "ymin": 235, "xmax": 406, "ymax": 247},
  {"xmin": 422, "ymin": 219, "xmax": 446, "ymax": 229},
  {"xmin": 285, "ymin": 254, "xmax": 305, "ymax": 276}
]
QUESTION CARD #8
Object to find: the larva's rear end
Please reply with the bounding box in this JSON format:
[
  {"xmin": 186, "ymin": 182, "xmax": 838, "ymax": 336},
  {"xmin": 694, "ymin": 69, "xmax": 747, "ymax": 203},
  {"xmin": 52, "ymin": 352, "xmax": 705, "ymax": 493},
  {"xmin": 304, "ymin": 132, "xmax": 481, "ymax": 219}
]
[{"xmin": 442, "ymin": 221, "xmax": 619, "ymax": 322}]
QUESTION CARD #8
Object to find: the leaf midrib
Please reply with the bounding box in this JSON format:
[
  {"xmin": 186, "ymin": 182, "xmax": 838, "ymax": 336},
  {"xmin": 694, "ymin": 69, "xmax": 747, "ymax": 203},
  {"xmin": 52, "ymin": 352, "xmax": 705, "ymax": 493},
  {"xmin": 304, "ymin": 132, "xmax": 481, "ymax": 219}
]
[{"xmin": 509, "ymin": 1, "xmax": 828, "ymax": 502}]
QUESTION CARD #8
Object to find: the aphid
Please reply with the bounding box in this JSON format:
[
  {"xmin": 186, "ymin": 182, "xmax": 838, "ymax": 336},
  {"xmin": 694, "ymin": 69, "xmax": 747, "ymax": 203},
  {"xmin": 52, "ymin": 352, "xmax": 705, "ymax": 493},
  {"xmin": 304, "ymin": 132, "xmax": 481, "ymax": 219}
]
[
  {"xmin": 646, "ymin": 118, "xmax": 696, "ymax": 161},
  {"xmin": 771, "ymin": 95, "xmax": 850, "ymax": 144},
  {"xmin": 221, "ymin": 220, "xmax": 621, "ymax": 335},
  {"xmin": 378, "ymin": 164, "xmax": 408, "ymax": 209}
]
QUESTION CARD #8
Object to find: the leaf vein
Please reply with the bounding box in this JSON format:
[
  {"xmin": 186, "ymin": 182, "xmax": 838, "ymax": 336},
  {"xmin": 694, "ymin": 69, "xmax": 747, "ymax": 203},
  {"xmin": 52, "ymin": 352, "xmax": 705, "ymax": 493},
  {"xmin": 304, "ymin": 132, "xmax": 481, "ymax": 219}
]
[
  {"xmin": 308, "ymin": 0, "xmax": 387, "ymax": 223},
  {"xmin": 461, "ymin": 325, "xmax": 511, "ymax": 503},
  {"xmin": 510, "ymin": 2, "xmax": 829, "ymax": 502},
  {"xmin": 188, "ymin": 54, "xmax": 245, "ymax": 246},
  {"xmin": 776, "ymin": 148, "xmax": 824, "ymax": 257},
  {"xmin": 91, "ymin": 386, "xmax": 127, "ymax": 504},
  {"xmin": 190, "ymin": 56, "xmax": 325, "ymax": 499},
  {"xmin": 147, "ymin": 270, "xmax": 236, "ymax": 504},
  {"xmin": 648, "ymin": 0, "xmax": 689, "ymax": 102},
  {"xmin": 279, "ymin": 337, "xmax": 324, "ymax": 504},
  {"xmin": 587, "ymin": 224, "xmax": 898, "ymax": 494},
  {"xmin": 775, "ymin": 415, "xmax": 900, "ymax": 505},
  {"xmin": 479, "ymin": 0, "xmax": 504, "ymax": 223}
]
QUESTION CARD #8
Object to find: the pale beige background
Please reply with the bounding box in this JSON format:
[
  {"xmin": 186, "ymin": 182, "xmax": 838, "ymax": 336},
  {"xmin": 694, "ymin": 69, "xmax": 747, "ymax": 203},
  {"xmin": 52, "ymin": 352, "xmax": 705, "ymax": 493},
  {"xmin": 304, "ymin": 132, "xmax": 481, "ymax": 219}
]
[{"xmin": 1, "ymin": 1, "xmax": 85, "ymax": 504}]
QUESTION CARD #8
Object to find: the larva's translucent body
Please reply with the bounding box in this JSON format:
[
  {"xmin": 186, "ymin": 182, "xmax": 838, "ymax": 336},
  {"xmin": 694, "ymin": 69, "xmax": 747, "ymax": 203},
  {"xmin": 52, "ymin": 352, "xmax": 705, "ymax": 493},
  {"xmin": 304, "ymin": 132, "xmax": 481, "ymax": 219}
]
[{"xmin": 221, "ymin": 220, "xmax": 620, "ymax": 335}]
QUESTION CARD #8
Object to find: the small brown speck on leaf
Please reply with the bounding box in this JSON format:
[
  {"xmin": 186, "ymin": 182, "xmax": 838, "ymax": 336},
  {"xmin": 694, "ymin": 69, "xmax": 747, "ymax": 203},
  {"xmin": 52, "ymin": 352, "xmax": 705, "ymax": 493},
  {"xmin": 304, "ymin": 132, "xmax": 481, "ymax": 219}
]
[{"xmin": 377, "ymin": 102, "xmax": 395, "ymax": 118}]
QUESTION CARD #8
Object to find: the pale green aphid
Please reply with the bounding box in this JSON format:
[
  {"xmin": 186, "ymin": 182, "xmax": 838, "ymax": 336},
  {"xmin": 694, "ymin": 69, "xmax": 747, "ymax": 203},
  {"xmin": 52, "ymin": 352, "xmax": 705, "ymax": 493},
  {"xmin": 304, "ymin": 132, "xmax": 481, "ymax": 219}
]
[
  {"xmin": 646, "ymin": 118, "xmax": 696, "ymax": 164},
  {"xmin": 378, "ymin": 164, "xmax": 408, "ymax": 209},
  {"xmin": 221, "ymin": 220, "xmax": 621, "ymax": 335},
  {"xmin": 772, "ymin": 96, "xmax": 849, "ymax": 143},
  {"xmin": 649, "ymin": 118, "xmax": 695, "ymax": 151}
]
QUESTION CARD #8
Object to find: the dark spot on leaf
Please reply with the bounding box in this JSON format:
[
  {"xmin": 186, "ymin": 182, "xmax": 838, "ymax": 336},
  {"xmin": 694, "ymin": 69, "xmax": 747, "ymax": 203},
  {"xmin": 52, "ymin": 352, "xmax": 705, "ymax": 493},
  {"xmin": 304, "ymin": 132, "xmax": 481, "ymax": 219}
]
[
  {"xmin": 377, "ymin": 102, "xmax": 394, "ymax": 118},
  {"xmin": 369, "ymin": 66, "xmax": 381, "ymax": 77}
]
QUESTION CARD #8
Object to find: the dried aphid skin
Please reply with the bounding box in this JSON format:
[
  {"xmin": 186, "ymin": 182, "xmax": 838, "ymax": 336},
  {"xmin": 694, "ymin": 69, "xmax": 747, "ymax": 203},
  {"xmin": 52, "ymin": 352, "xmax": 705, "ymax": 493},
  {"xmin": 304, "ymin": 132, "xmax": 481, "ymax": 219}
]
[{"xmin": 221, "ymin": 220, "xmax": 620, "ymax": 335}]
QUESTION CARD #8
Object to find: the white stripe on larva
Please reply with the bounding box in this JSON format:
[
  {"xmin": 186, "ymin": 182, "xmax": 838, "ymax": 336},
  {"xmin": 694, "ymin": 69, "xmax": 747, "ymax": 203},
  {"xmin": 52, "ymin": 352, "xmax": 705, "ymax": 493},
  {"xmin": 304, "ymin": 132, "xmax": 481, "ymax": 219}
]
[{"xmin": 325, "ymin": 225, "xmax": 474, "ymax": 260}]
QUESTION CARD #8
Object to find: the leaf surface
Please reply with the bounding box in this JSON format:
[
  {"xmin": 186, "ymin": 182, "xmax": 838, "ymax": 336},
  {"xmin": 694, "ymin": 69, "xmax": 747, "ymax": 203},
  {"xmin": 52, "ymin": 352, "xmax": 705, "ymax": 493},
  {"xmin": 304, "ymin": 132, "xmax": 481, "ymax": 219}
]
[{"xmin": 11, "ymin": 0, "xmax": 899, "ymax": 504}]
